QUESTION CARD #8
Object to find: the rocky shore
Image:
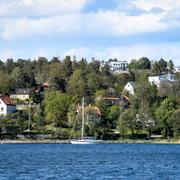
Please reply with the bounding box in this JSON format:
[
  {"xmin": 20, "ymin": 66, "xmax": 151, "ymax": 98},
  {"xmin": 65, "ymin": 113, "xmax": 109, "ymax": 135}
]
[{"xmin": 0, "ymin": 139, "xmax": 180, "ymax": 144}]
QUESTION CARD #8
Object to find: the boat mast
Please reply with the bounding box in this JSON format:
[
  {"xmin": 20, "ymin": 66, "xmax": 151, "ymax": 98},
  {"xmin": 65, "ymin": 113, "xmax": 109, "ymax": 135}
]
[{"xmin": 81, "ymin": 97, "xmax": 85, "ymax": 140}]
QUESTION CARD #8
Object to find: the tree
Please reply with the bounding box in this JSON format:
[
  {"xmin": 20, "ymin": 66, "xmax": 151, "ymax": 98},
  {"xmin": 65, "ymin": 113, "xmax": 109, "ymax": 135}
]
[
  {"xmin": 50, "ymin": 57, "xmax": 61, "ymax": 64},
  {"xmin": 152, "ymin": 59, "xmax": 168, "ymax": 75},
  {"xmin": 44, "ymin": 92, "xmax": 71, "ymax": 128},
  {"xmin": 0, "ymin": 71, "xmax": 11, "ymax": 93},
  {"xmin": 99, "ymin": 64, "xmax": 114, "ymax": 89},
  {"xmin": 11, "ymin": 67, "xmax": 36, "ymax": 89},
  {"xmin": 62, "ymin": 56, "xmax": 73, "ymax": 79},
  {"xmin": 5, "ymin": 58, "xmax": 15, "ymax": 73},
  {"xmin": 67, "ymin": 69, "xmax": 87, "ymax": 101},
  {"xmin": 34, "ymin": 57, "xmax": 49, "ymax": 84},
  {"xmin": 117, "ymin": 108, "xmax": 136, "ymax": 138},
  {"xmin": 0, "ymin": 60, "xmax": 4, "ymax": 71},
  {"xmin": 138, "ymin": 57, "xmax": 151, "ymax": 69},
  {"xmin": 136, "ymin": 78, "xmax": 158, "ymax": 106},
  {"xmin": 137, "ymin": 103, "xmax": 155, "ymax": 138},
  {"xmin": 87, "ymin": 72, "xmax": 101, "ymax": 96},
  {"xmin": 129, "ymin": 57, "xmax": 151, "ymax": 70},
  {"xmin": 155, "ymin": 97, "xmax": 176, "ymax": 138},
  {"xmin": 48, "ymin": 62, "xmax": 66, "ymax": 91},
  {"xmin": 169, "ymin": 109, "xmax": 180, "ymax": 138},
  {"xmin": 107, "ymin": 105, "xmax": 121, "ymax": 128},
  {"xmin": 168, "ymin": 60, "xmax": 174, "ymax": 74}
]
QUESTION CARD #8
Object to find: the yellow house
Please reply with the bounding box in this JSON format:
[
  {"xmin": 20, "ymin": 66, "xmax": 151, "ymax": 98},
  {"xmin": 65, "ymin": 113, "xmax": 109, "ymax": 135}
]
[{"xmin": 10, "ymin": 89, "xmax": 31, "ymax": 101}]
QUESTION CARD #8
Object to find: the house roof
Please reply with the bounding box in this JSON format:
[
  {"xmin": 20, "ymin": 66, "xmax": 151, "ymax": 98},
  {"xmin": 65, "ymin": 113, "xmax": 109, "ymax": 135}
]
[
  {"xmin": 85, "ymin": 105, "xmax": 101, "ymax": 116},
  {"xmin": 0, "ymin": 96, "xmax": 16, "ymax": 106},
  {"xmin": 104, "ymin": 96, "xmax": 120, "ymax": 101},
  {"xmin": 34, "ymin": 82, "xmax": 49, "ymax": 93},
  {"xmin": 15, "ymin": 88, "xmax": 31, "ymax": 94}
]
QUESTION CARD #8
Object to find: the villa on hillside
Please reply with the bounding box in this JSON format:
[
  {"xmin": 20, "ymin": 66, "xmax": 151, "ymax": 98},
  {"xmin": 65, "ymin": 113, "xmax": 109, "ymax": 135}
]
[
  {"xmin": 100, "ymin": 59, "xmax": 128, "ymax": 73},
  {"xmin": 148, "ymin": 73, "xmax": 176, "ymax": 88},
  {"xmin": 0, "ymin": 96, "xmax": 16, "ymax": 116},
  {"xmin": 123, "ymin": 81, "xmax": 136, "ymax": 95},
  {"xmin": 175, "ymin": 66, "xmax": 180, "ymax": 73}
]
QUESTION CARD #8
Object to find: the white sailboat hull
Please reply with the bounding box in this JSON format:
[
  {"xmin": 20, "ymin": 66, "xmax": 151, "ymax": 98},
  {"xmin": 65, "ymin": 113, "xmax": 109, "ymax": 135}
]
[{"xmin": 70, "ymin": 139, "xmax": 97, "ymax": 144}]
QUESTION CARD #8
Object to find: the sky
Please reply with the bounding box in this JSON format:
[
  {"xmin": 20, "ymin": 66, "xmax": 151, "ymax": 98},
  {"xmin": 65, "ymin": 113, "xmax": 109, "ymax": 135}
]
[{"xmin": 0, "ymin": 0, "xmax": 180, "ymax": 66}]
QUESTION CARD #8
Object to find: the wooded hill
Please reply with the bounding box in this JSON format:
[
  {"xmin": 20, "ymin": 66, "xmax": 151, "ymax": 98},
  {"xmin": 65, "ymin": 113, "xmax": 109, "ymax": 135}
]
[{"xmin": 0, "ymin": 57, "xmax": 179, "ymax": 140}]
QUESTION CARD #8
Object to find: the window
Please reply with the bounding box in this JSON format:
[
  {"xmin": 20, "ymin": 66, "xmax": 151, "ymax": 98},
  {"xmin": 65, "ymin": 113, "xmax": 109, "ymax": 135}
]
[{"xmin": 1, "ymin": 107, "xmax": 4, "ymax": 112}]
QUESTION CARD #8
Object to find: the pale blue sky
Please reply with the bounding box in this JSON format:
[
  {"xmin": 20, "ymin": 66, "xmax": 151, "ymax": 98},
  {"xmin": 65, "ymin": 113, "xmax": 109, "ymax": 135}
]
[{"xmin": 0, "ymin": 0, "xmax": 180, "ymax": 65}]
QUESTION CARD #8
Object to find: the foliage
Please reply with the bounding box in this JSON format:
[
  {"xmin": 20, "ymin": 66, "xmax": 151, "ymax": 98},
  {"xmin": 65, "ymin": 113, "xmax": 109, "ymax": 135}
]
[
  {"xmin": 155, "ymin": 97, "xmax": 176, "ymax": 138},
  {"xmin": 0, "ymin": 57, "xmax": 179, "ymax": 140},
  {"xmin": 44, "ymin": 91, "xmax": 71, "ymax": 128},
  {"xmin": 128, "ymin": 57, "xmax": 151, "ymax": 70}
]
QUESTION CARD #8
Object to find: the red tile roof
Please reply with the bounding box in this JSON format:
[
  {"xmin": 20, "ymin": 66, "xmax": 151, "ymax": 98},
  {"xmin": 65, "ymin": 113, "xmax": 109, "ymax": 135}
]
[{"xmin": 0, "ymin": 96, "xmax": 15, "ymax": 106}]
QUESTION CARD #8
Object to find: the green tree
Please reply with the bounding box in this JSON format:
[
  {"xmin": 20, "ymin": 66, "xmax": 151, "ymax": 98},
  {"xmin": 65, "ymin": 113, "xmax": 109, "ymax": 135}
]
[
  {"xmin": 168, "ymin": 60, "xmax": 174, "ymax": 74},
  {"xmin": 48, "ymin": 62, "xmax": 66, "ymax": 91},
  {"xmin": 107, "ymin": 105, "xmax": 121, "ymax": 128},
  {"xmin": 44, "ymin": 91, "xmax": 71, "ymax": 128},
  {"xmin": 67, "ymin": 69, "xmax": 87, "ymax": 101},
  {"xmin": 0, "ymin": 71, "xmax": 11, "ymax": 93},
  {"xmin": 152, "ymin": 59, "xmax": 168, "ymax": 75},
  {"xmin": 117, "ymin": 108, "xmax": 136, "ymax": 138},
  {"xmin": 155, "ymin": 97, "xmax": 176, "ymax": 138},
  {"xmin": 129, "ymin": 57, "xmax": 151, "ymax": 70},
  {"xmin": 62, "ymin": 56, "xmax": 73, "ymax": 79},
  {"xmin": 170, "ymin": 109, "xmax": 180, "ymax": 138},
  {"xmin": 11, "ymin": 67, "xmax": 36, "ymax": 89}
]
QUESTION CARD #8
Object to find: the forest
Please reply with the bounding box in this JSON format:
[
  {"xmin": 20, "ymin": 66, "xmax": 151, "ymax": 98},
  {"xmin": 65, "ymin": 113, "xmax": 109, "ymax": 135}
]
[{"xmin": 0, "ymin": 56, "xmax": 179, "ymax": 140}]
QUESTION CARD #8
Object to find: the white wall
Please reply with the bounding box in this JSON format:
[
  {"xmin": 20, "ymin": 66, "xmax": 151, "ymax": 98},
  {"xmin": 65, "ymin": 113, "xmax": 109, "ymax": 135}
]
[
  {"xmin": 124, "ymin": 83, "xmax": 135, "ymax": 95},
  {"xmin": 148, "ymin": 74, "xmax": 176, "ymax": 88},
  {"xmin": 0, "ymin": 99, "xmax": 16, "ymax": 116},
  {"xmin": 0, "ymin": 99, "xmax": 7, "ymax": 116},
  {"xmin": 148, "ymin": 76, "xmax": 160, "ymax": 88}
]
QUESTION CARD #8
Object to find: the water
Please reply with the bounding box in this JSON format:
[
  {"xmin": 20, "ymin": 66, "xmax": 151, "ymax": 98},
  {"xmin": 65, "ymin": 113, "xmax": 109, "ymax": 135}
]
[{"xmin": 0, "ymin": 144, "xmax": 179, "ymax": 180}]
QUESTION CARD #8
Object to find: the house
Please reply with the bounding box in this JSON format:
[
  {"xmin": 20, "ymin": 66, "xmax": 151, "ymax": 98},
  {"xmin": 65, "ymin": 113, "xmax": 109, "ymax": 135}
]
[
  {"xmin": 10, "ymin": 88, "xmax": 31, "ymax": 101},
  {"xmin": 96, "ymin": 96, "xmax": 121, "ymax": 106},
  {"xmin": 123, "ymin": 81, "xmax": 136, "ymax": 95},
  {"xmin": 0, "ymin": 96, "xmax": 16, "ymax": 116},
  {"xmin": 96, "ymin": 95, "xmax": 129, "ymax": 108},
  {"xmin": 148, "ymin": 73, "xmax": 176, "ymax": 88},
  {"xmin": 34, "ymin": 82, "xmax": 49, "ymax": 94},
  {"xmin": 75, "ymin": 104, "xmax": 101, "ymax": 125},
  {"xmin": 175, "ymin": 66, "xmax": 180, "ymax": 73},
  {"xmin": 100, "ymin": 59, "xmax": 128, "ymax": 73},
  {"xmin": 85, "ymin": 105, "xmax": 101, "ymax": 125}
]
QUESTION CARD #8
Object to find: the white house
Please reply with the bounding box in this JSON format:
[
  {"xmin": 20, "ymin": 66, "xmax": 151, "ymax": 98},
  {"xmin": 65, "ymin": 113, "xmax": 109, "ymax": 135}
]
[
  {"xmin": 0, "ymin": 96, "xmax": 16, "ymax": 116},
  {"xmin": 109, "ymin": 60, "xmax": 128, "ymax": 73},
  {"xmin": 148, "ymin": 74, "xmax": 176, "ymax": 88},
  {"xmin": 123, "ymin": 82, "xmax": 136, "ymax": 95},
  {"xmin": 100, "ymin": 59, "xmax": 128, "ymax": 73},
  {"xmin": 175, "ymin": 66, "xmax": 180, "ymax": 73}
]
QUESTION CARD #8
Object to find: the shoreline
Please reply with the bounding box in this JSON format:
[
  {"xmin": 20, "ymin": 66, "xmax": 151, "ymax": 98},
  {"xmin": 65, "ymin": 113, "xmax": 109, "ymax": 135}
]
[{"xmin": 0, "ymin": 139, "xmax": 180, "ymax": 144}]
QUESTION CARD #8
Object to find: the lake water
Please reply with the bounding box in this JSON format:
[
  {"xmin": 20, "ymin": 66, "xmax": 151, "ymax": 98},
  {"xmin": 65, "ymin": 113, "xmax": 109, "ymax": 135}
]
[{"xmin": 0, "ymin": 144, "xmax": 179, "ymax": 179}]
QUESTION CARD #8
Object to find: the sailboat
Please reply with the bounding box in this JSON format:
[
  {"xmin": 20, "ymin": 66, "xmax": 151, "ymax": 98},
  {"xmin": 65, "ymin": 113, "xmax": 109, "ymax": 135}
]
[{"xmin": 70, "ymin": 98, "xmax": 99, "ymax": 144}]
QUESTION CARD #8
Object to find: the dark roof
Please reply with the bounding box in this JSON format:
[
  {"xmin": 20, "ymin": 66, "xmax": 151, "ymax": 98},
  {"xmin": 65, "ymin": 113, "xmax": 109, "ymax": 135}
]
[
  {"xmin": 34, "ymin": 82, "xmax": 49, "ymax": 93},
  {"xmin": 15, "ymin": 88, "xmax": 31, "ymax": 94},
  {"xmin": 0, "ymin": 96, "xmax": 15, "ymax": 106}
]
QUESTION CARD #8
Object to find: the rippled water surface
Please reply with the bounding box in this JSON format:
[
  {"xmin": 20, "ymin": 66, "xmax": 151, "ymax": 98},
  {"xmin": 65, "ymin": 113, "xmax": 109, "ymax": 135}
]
[{"xmin": 0, "ymin": 144, "xmax": 180, "ymax": 179}]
